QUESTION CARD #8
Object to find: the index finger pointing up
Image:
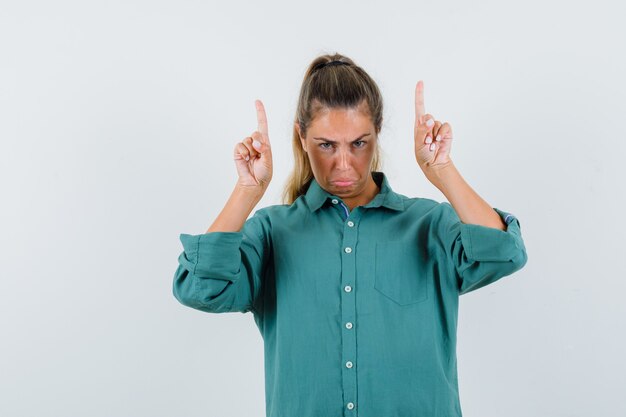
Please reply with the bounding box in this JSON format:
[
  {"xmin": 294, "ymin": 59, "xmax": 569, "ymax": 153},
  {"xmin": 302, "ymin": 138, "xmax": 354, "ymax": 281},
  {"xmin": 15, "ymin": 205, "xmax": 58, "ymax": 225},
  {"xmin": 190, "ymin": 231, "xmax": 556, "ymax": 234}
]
[
  {"xmin": 415, "ymin": 80, "xmax": 426, "ymax": 126},
  {"xmin": 255, "ymin": 99, "xmax": 270, "ymax": 139}
]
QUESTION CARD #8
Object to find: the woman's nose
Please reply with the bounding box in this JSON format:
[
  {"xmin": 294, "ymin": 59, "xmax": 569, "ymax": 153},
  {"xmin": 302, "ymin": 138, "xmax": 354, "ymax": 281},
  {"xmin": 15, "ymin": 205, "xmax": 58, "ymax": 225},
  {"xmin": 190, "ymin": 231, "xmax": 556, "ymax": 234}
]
[{"xmin": 335, "ymin": 148, "xmax": 351, "ymax": 170}]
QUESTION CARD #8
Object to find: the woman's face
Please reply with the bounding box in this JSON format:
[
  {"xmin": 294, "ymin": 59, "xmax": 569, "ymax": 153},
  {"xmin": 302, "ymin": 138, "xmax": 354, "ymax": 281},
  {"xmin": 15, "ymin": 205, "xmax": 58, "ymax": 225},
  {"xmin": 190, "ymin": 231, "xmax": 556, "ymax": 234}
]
[{"xmin": 297, "ymin": 104, "xmax": 378, "ymax": 202}]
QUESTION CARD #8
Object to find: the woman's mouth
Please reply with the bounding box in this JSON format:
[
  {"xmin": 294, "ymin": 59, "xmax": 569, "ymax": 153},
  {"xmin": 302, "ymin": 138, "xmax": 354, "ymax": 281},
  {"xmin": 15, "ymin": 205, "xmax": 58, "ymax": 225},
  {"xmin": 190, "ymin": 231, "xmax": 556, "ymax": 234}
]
[{"xmin": 332, "ymin": 180, "xmax": 355, "ymax": 187}]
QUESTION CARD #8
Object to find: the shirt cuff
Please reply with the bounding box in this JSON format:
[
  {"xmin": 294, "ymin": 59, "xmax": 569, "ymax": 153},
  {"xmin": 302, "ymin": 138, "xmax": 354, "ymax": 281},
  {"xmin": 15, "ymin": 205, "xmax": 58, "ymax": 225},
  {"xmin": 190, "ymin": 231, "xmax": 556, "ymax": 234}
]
[
  {"xmin": 179, "ymin": 232, "xmax": 244, "ymax": 277},
  {"xmin": 458, "ymin": 208, "xmax": 525, "ymax": 262}
]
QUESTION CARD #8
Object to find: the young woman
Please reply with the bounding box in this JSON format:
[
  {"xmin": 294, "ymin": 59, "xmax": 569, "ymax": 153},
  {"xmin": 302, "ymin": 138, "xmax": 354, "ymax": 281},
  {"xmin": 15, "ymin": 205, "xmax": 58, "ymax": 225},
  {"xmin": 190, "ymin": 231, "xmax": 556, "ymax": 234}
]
[{"xmin": 173, "ymin": 53, "xmax": 528, "ymax": 417}]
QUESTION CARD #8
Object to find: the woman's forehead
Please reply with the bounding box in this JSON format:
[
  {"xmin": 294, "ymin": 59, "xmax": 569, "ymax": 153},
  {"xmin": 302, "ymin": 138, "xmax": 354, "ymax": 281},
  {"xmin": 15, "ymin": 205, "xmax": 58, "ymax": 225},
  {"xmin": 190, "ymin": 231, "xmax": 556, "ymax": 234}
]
[{"xmin": 309, "ymin": 107, "xmax": 375, "ymax": 139}]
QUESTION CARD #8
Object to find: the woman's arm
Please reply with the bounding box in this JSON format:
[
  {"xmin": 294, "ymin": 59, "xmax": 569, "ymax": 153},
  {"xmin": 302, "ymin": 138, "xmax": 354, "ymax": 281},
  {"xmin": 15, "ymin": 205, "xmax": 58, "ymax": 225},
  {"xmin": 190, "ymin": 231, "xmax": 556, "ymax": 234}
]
[
  {"xmin": 412, "ymin": 81, "xmax": 506, "ymax": 230},
  {"xmin": 172, "ymin": 100, "xmax": 273, "ymax": 314},
  {"xmin": 425, "ymin": 161, "xmax": 506, "ymax": 230},
  {"xmin": 206, "ymin": 185, "xmax": 265, "ymax": 233},
  {"xmin": 175, "ymin": 183, "xmax": 270, "ymax": 314},
  {"xmin": 208, "ymin": 99, "xmax": 273, "ymax": 232}
]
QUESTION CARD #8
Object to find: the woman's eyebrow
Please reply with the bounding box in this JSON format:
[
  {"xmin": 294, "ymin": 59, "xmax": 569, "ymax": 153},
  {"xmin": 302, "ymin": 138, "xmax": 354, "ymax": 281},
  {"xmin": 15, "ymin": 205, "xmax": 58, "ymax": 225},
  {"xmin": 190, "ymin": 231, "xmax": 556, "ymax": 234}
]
[{"xmin": 312, "ymin": 133, "xmax": 371, "ymax": 143}]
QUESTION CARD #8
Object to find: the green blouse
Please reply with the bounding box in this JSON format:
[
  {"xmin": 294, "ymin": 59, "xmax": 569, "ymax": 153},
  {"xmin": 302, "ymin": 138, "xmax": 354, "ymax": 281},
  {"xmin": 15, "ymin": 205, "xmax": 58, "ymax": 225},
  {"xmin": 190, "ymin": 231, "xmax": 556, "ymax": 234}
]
[{"xmin": 173, "ymin": 171, "xmax": 528, "ymax": 417}]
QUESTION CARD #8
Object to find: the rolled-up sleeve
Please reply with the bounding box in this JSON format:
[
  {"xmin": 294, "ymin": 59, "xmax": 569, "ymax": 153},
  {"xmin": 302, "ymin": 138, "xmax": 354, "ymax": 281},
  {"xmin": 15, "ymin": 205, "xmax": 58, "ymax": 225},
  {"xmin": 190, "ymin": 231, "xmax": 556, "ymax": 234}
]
[
  {"xmin": 172, "ymin": 210, "xmax": 270, "ymax": 314},
  {"xmin": 435, "ymin": 202, "xmax": 528, "ymax": 295}
]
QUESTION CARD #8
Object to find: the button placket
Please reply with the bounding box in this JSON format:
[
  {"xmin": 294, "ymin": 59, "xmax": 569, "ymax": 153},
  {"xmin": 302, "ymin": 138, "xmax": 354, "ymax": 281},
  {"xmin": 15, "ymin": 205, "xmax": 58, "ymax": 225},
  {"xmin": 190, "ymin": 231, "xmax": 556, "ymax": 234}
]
[{"xmin": 340, "ymin": 208, "xmax": 359, "ymax": 412}]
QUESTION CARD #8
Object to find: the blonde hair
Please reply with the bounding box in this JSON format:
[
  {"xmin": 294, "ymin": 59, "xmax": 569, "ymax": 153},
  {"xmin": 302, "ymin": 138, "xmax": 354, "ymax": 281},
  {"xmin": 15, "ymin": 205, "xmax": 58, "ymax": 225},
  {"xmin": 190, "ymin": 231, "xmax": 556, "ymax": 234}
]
[{"xmin": 281, "ymin": 53, "xmax": 384, "ymax": 205}]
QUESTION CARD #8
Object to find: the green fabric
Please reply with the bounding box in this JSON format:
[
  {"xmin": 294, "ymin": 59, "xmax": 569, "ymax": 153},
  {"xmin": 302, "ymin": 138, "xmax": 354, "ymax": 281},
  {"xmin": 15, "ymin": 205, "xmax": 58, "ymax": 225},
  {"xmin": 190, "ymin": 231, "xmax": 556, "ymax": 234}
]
[{"xmin": 173, "ymin": 171, "xmax": 528, "ymax": 417}]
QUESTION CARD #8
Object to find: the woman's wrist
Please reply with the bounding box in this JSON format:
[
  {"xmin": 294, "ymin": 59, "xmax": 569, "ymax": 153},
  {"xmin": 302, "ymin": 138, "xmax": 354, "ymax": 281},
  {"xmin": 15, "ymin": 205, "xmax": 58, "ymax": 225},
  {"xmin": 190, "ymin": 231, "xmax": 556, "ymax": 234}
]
[
  {"xmin": 422, "ymin": 159, "xmax": 456, "ymax": 191},
  {"xmin": 234, "ymin": 182, "xmax": 267, "ymax": 200}
]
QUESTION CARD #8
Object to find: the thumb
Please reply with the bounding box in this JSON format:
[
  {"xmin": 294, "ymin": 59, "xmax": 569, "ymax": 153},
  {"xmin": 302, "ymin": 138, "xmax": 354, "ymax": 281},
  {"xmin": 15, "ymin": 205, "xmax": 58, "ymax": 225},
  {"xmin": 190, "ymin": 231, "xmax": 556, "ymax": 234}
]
[
  {"xmin": 415, "ymin": 114, "xmax": 435, "ymax": 142},
  {"xmin": 252, "ymin": 137, "xmax": 272, "ymax": 158}
]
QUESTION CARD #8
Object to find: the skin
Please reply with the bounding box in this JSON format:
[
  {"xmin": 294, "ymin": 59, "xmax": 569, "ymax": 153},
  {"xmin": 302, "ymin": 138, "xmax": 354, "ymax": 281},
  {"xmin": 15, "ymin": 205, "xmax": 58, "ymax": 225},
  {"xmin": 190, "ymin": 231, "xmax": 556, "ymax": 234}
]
[
  {"xmin": 206, "ymin": 80, "xmax": 506, "ymax": 233},
  {"xmin": 295, "ymin": 102, "xmax": 380, "ymax": 211},
  {"xmin": 412, "ymin": 80, "xmax": 506, "ymax": 230}
]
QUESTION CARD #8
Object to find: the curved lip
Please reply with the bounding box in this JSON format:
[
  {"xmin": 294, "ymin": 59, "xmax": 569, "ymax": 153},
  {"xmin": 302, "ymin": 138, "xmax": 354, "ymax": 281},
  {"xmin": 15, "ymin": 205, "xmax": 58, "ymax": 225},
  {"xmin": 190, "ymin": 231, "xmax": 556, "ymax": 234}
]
[{"xmin": 331, "ymin": 178, "xmax": 358, "ymax": 183}]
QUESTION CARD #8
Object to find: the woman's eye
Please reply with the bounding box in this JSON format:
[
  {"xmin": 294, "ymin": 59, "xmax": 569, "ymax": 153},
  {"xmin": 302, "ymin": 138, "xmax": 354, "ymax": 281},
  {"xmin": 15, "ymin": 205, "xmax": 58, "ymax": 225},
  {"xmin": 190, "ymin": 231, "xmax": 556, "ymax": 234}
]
[
  {"xmin": 320, "ymin": 142, "xmax": 333, "ymax": 149},
  {"xmin": 354, "ymin": 140, "xmax": 366, "ymax": 148}
]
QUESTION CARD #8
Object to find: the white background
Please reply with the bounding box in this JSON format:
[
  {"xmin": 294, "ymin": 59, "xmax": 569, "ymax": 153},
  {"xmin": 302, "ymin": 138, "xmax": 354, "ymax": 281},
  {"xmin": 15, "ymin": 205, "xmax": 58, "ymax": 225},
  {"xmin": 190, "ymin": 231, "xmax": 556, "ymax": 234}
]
[{"xmin": 1, "ymin": 0, "xmax": 625, "ymax": 416}]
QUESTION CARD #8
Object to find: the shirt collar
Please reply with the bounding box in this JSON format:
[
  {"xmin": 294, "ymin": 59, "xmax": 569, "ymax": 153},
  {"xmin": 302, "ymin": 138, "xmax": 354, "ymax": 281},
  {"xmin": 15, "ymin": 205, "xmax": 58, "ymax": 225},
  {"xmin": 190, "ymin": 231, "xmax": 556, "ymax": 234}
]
[{"xmin": 304, "ymin": 171, "xmax": 405, "ymax": 212}]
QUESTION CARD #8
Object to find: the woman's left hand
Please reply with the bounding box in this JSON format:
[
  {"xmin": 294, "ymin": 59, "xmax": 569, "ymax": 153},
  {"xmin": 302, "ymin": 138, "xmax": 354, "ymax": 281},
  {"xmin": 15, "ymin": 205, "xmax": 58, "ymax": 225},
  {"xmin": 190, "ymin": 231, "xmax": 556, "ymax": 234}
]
[{"xmin": 413, "ymin": 80, "xmax": 453, "ymax": 171}]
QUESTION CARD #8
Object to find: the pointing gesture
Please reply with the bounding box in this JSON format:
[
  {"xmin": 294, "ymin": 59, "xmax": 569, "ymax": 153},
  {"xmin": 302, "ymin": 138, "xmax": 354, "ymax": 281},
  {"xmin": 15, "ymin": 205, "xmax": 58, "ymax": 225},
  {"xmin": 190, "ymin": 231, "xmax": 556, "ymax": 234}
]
[
  {"xmin": 234, "ymin": 99, "xmax": 273, "ymax": 190},
  {"xmin": 413, "ymin": 80, "xmax": 453, "ymax": 170}
]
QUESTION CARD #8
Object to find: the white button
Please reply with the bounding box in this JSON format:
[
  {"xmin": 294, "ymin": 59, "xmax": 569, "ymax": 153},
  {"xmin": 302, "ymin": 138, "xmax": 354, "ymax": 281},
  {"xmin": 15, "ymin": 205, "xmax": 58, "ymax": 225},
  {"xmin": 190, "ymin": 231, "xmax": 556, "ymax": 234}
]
[
  {"xmin": 345, "ymin": 322, "xmax": 353, "ymax": 329},
  {"xmin": 347, "ymin": 221, "xmax": 354, "ymax": 227},
  {"xmin": 344, "ymin": 247, "xmax": 352, "ymax": 253},
  {"xmin": 344, "ymin": 285, "xmax": 352, "ymax": 292},
  {"xmin": 331, "ymin": 199, "xmax": 339, "ymax": 204},
  {"xmin": 347, "ymin": 402, "xmax": 355, "ymax": 410},
  {"xmin": 346, "ymin": 361, "xmax": 353, "ymax": 368}
]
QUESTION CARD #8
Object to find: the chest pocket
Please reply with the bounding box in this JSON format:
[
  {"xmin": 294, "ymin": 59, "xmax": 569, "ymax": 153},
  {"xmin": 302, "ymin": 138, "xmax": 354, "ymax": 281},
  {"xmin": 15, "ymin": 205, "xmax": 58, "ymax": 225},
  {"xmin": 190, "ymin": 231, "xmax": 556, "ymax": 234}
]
[{"xmin": 374, "ymin": 240, "xmax": 429, "ymax": 306}]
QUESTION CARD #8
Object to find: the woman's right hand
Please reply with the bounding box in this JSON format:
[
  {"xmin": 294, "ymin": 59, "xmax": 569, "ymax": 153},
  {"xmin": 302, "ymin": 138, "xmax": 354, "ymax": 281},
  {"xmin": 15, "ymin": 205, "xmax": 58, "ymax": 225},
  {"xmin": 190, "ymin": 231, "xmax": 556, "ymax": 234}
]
[{"xmin": 234, "ymin": 99, "xmax": 273, "ymax": 191}]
